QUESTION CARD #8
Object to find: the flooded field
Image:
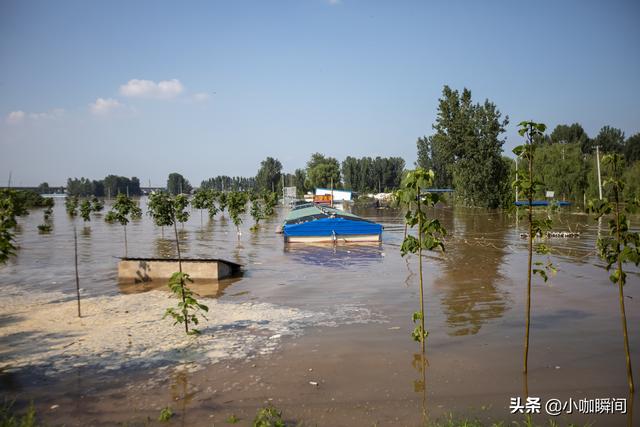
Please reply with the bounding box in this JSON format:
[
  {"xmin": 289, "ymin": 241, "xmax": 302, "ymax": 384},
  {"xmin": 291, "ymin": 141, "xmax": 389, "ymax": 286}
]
[{"xmin": 1, "ymin": 199, "xmax": 639, "ymax": 426}]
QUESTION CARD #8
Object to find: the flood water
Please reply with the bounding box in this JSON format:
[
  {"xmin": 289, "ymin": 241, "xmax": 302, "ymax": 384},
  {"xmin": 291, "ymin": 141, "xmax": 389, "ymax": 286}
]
[{"xmin": 1, "ymin": 198, "xmax": 639, "ymax": 426}]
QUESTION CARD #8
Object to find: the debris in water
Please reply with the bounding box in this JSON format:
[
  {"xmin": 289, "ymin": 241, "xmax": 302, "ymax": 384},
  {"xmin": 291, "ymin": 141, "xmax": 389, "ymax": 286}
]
[{"xmin": 309, "ymin": 381, "xmax": 319, "ymax": 387}]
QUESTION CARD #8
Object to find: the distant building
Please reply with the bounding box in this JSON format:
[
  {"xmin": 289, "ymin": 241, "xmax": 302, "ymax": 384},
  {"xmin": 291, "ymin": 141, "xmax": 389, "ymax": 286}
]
[{"xmin": 315, "ymin": 188, "xmax": 352, "ymax": 202}]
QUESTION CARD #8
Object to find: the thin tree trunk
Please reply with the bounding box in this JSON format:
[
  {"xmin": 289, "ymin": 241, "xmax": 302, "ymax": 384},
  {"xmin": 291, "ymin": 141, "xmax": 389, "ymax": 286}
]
[
  {"xmin": 173, "ymin": 220, "xmax": 188, "ymax": 334},
  {"xmin": 417, "ymin": 189, "xmax": 425, "ymax": 354},
  {"xmin": 524, "ymin": 149, "xmax": 533, "ymax": 376},
  {"xmin": 123, "ymin": 224, "xmax": 128, "ymax": 258},
  {"xmin": 615, "ymin": 187, "xmax": 635, "ymax": 394},
  {"xmin": 74, "ymin": 226, "xmax": 81, "ymax": 318}
]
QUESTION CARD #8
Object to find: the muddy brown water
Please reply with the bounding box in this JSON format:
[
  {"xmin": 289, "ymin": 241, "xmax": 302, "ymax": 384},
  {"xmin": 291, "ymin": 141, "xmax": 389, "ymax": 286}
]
[{"xmin": 1, "ymin": 198, "xmax": 639, "ymax": 426}]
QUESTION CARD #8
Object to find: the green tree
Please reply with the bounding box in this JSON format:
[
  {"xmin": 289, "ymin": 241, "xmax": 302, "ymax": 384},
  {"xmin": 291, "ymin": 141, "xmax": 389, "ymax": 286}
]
[
  {"xmin": 106, "ymin": 193, "xmax": 142, "ymax": 257},
  {"xmin": 79, "ymin": 199, "xmax": 93, "ymax": 223},
  {"xmin": 191, "ymin": 188, "xmax": 210, "ymax": 225},
  {"xmin": 167, "ymin": 173, "xmax": 192, "ymax": 195},
  {"xmin": 262, "ymin": 191, "xmax": 278, "ymax": 216},
  {"xmin": 249, "ymin": 193, "xmax": 264, "ymax": 231},
  {"xmin": 91, "ymin": 196, "xmax": 104, "ymax": 212},
  {"xmin": 218, "ymin": 192, "xmax": 228, "ymax": 217},
  {"xmin": 549, "ymin": 123, "xmax": 591, "ymax": 153},
  {"xmin": 341, "ymin": 156, "xmax": 405, "ymax": 193},
  {"xmin": 37, "ymin": 182, "xmax": 50, "ymax": 194},
  {"xmin": 0, "ymin": 195, "xmax": 19, "ymax": 263},
  {"xmin": 588, "ymin": 154, "xmax": 638, "ymax": 394},
  {"xmin": 102, "ymin": 175, "xmax": 141, "ymax": 197},
  {"xmin": 227, "ymin": 191, "xmax": 249, "ymax": 237},
  {"xmin": 0, "ymin": 190, "xmax": 37, "ymax": 262},
  {"xmin": 306, "ymin": 153, "xmax": 341, "ymax": 189},
  {"xmin": 293, "ymin": 169, "xmax": 307, "ymax": 195},
  {"xmin": 65, "ymin": 195, "xmax": 79, "ymax": 217},
  {"xmin": 594, "ymin": 126, "xmax": 625, "ymax": 154},
  {"xmin": 421, "ymin": 86, "xmax": 510, "ymax": 207},
  {"xmin": 624, "ymin": 133, "xmax": 640, "ymax": 163},
  {"xmin": 206, "ymin": 190, "xmax": 219, "ymax": 219},
  {"xmin": 255, "ymin": 157, "xmax": 283, "ymax": 192},
  {"xmin": 623, "ymin": 161, "xmax": 640, "ymax": 200},
  {"xmin": 533, "ymin": 142, "xmax": 588, "ymax": 202}
]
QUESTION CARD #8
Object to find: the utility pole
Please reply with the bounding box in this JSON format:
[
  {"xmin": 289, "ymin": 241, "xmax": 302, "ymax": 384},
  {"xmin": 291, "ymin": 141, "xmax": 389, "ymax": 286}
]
[
  {"xmin": 515, "ymin": 156, "xmax": 519, "ymax": 203},
  {"xmin": 330, "ymin": 177, "xmax": 334, "ymax": 208},
  {"xmin": 596, "ymin": 145, "xmax": 603, "ymax": 200},
  {"xmin": 7, "ymin": 171, "xmax": 12, "ymax": 188}
]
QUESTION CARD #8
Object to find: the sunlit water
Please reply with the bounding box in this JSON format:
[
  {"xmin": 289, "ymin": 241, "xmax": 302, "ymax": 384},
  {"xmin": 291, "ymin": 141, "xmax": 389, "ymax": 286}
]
[{"xmin": 1, "ymin": 198, "xmax": 639, "ymax": 426}]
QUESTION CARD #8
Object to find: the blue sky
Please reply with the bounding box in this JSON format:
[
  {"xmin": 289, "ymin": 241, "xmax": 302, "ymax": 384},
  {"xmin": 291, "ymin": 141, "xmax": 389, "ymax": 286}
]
[{"xmin": 1, "ymin": 0, "xmax": 639, "ymax": 186}]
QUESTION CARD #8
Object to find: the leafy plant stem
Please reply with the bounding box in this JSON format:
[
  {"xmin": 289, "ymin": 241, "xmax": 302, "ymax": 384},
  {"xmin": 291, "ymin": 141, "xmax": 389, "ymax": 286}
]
[
  {"xmin": 172, "ymin": 218, "xmax": 188, "ymax": 335},
  {"xmin": 524, "ymin": 141, "xmax": 533, "ymax": 377},
  {"xmin": 614, "ymin": 173, "xmax": 634, "ymax": 394},
  {"xmin": 417, "ymin": 189, "xmax": 425, "ymax": 355},
  {"xmin": 74, "ymin": 225, "xmax": 81, "ymax": 318}
]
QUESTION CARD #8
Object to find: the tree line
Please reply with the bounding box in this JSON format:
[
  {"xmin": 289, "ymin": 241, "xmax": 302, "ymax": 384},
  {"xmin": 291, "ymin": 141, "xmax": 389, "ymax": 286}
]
[
  {"xmin": 417, "ymin": 85, "xmax": 640, "ymax": 208},
  {"xmin": 65, "ymin": 175, "xmax": 142, "ymax": 197}
]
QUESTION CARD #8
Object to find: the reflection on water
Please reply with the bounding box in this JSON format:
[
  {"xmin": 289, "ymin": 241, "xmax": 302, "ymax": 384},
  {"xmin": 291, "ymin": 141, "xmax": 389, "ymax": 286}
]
[
  {"xmin": 117, "ymin": 275, "xmax": 243, "ymax": 298},
  {"xmin": 434, "ymin": 209, "xmax": 510, "ymax": 336},
  {"xmin": 283, "ymin": 243, "xmax": 384, "ymax": 268},
  {"xmin": 2, "ymin": 199, "xmax": 640, "ymax": 425},
  {"xmin": 154, "ymin": 237, "xmax": 176, "ymax": 259}
]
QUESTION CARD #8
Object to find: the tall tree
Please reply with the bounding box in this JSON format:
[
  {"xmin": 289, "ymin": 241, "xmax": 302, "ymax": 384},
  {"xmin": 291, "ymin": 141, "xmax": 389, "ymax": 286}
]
[
  {"xmin": 167, "ymin": 173, "xmax": 192, "ymax": 195},
  {"xmin": 594, "ymin": 126, "xmax": 625, "ymax": 154},
  {"xmin": 306, "ymin": 153, "xmax": 341, "ymax": 189},
  {"xmin": 37, "ymin": 182, "xmax": 50, "ymax": 194},
  {"xmin": 293, "ymin": 169, "xmax": 307, "ymax": 195},
  {"xmin": 255, "ymin": 157, "xmax": 283, "ymax": 192},
  {"xmin": 550, "ymin": 123, "xmax": 591, "ymax": 153},
  {"xmin": 423, "ymin": 86, "xmax": 510, "ymax": 207},
  {"xmin": 624, "ymin": 133, "xmax": 640, "ymax": 163}
]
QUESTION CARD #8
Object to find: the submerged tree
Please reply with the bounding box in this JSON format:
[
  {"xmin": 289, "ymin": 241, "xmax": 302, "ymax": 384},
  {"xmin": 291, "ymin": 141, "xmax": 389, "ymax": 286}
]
[
  {"xmin": 588, "ymin": 154, "xmax": 638, "ymax": 394},
  {"xmin": 65, "ymin": 195, "xmax": 79, "ymax": 217},
  {"xmin": 262, "ymin": 191, "xmax": 278, "ymax": 217},
  {"xmin": 38, "ymin": 198, "xmax": 54, "ymax": 234},
  {"xmin": 106, "ymin": 193, "xmax": 142, "ymax": 257},
  {"xmin": 80, "ymin": 199, "xmax": 93, "ymax": 223},
  {"xmin": 513, "ymin": 121, "xmax": 555, "ymax": 376},
  {"xmin": 91, "ymin": 196, "xmax": 104, "ymax": 212},
  {"xmin": 228, "ymin": 192, "xmax": 249, "ymax": 238},
  {"xmin": 206, "ymin": 190, "xmax": 219, "ymax": 220},
  {"xmin": 218, "ymin": 192, "xmax": 228, "ymax": 218},
  {"xmin": 148, "ymin": 192, "xmax": 207, "ymax": 335},
  {"xmin": 396, "ymin": 168, "xmax": 446, "ymax": 349},
  {"xmin": 191, "ymin": 188, "xmax": 209, "ymax": 225},
  {"xmin": 249, "ymin": 194, "xmax": 264, "ymax": 232},
  {"xmin": 0, "ymin": 195, "xmax": 19, "ymax": 263}
]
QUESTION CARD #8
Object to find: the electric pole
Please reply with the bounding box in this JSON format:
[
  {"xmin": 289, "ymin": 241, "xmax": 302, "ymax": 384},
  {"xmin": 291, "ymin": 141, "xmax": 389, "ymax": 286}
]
[
  {"xmin": 596, "ymin": 145, "xmax": 603, "ymax": 200},
  {"xmin": 515, "ymin": 156, "xmax": 519, "ymax": 203}
]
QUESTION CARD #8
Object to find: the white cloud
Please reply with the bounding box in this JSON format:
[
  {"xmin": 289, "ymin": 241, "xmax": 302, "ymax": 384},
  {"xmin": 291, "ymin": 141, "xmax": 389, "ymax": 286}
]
[
  {"xmin": 28, "ymin": 108, "xmax": 65, "ymax": 120},
  {"xmin": 192, "ymin": 92, "xmax": 210, "ymax": 102},
  {"xmin": 119, "ymin": 78, "xmax": 184, "ymax": 99},
  {"xmin": 6, "ymin": 108, "xmax": 65, "ymax": 124},
  {"xmin": 6, "ymin": 110, "xmax": 26, "ymax": 124},
  {"xmin": 89, "ymin": 98, "xmax": 123, "ymax": 115}
]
